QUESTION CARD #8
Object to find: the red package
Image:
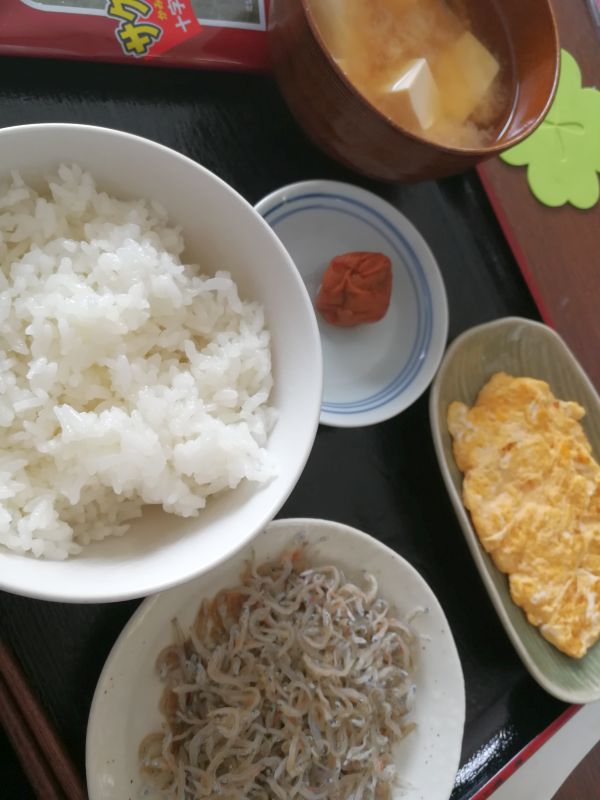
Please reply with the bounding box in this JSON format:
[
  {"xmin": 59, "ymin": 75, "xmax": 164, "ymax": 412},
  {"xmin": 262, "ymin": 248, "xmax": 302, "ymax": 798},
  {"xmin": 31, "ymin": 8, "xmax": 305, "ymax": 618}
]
[{"xmin": 0, "ymin": 0, "xmax": 270, "ymax": 71}]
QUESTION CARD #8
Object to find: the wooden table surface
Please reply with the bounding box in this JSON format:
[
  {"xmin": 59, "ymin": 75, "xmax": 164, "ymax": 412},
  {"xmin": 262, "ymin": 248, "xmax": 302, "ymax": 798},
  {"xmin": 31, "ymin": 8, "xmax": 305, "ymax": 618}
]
[{"xmin": 553, "ymin": 740, "xmax": 600, "ymax": 799}]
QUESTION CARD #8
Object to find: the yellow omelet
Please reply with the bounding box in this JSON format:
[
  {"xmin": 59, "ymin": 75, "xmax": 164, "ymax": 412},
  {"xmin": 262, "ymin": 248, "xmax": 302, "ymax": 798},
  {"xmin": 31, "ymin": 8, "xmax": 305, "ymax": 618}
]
[{"xmin": 448, "ymin": 372, "xmax": 600, "ymax": 659}]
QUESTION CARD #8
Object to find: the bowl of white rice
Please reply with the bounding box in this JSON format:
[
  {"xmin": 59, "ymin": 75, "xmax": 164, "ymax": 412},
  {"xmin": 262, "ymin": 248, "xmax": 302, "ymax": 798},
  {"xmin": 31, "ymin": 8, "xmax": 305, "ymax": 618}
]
[{"xmin": 0, "ymin": 123, "xmax": 322, "ymax": 602}]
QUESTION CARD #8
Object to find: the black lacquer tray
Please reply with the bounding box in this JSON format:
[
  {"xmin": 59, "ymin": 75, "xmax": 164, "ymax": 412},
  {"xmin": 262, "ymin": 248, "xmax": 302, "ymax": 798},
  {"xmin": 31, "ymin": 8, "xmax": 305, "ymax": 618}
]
[{"xmin": 0, "ymin": 56, "xmax": 568, "ymax": 800}]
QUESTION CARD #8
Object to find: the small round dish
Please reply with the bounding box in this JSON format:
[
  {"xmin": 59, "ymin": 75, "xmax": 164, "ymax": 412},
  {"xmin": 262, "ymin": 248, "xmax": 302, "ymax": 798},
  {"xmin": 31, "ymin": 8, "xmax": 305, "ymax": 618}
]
[
  {"xmin": 255, "ymin": 181, "xmax": 448, "ymax": 427},
  {"xmin": 87, "ymin": 518, "xmax": 465, "ymax": 800}
]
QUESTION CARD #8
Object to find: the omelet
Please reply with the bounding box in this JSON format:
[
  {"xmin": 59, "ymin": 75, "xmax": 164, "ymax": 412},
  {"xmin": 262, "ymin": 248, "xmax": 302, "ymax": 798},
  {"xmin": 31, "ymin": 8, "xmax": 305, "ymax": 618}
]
[{"xmin": 448, "ymin": 372, "xmax": 600, "ymax": 659}]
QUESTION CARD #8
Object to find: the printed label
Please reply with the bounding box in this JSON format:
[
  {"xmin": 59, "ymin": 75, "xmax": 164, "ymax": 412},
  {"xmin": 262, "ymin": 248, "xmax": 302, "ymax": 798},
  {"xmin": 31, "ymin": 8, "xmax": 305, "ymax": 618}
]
[
  {"xmin": 106, "ymin": 0, "xmax": 200, "ymax": 57},
  {"xmin": 20, "ymin": 0, "xmax": 265, "ymax": 28}
]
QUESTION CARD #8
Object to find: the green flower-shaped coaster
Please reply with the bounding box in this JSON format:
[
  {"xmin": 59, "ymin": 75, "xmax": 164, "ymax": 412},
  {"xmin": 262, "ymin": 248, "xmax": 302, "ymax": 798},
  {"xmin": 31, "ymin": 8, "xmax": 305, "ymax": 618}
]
[{"xmin": 500, "ymin": 49, "xmax": 600, "ymax": 210}]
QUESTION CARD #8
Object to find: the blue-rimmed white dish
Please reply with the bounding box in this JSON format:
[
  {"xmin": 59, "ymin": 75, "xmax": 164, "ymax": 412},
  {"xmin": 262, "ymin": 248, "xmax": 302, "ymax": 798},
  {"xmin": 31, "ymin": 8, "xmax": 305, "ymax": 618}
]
[{"xmin": 255, "ymin": 180, "xmax": 448, "ymax": 427}]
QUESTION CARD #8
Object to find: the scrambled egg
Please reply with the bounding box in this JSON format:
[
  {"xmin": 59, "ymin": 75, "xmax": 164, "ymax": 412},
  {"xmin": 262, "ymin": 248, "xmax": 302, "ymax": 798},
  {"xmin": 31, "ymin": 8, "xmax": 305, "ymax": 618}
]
[{"xmin": 448, "ymin": 372, "xmax": 600, "ymax": 659}]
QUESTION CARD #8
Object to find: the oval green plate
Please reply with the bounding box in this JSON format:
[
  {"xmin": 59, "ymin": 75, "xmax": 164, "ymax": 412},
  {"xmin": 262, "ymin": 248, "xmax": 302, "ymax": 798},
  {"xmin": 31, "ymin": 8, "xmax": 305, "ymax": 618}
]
[{"xmin": 429, "ymin": 317, "xmax": 600, "ymax": 703}]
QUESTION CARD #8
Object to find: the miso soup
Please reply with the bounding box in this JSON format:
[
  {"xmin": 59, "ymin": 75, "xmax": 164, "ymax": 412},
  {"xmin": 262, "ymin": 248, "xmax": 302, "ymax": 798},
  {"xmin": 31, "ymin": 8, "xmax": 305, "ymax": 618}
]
[{"xmin": 308, "ymin": 0, "xmax": 512, "ymax": 148}]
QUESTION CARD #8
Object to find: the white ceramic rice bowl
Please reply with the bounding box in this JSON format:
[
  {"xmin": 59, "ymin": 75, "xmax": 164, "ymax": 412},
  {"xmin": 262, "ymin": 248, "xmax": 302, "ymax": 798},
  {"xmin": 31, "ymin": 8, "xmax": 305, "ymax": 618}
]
[{"xmin": 0, "ymin": 123, "xmax": 322, "ymax": 603}]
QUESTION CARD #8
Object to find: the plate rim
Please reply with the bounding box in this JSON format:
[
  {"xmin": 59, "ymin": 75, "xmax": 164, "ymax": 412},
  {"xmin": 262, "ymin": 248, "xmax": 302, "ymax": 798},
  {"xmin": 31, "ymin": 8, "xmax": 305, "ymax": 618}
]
[
  {"xmin": 429, "ymin": 315, "xmax": 600, "ymax": 703},
  {"xmin": 255, "ymin": 180, "xmax": 449, "ymax": 428},
  {"xmin": 86, "ymin": 516, "xmax": 466, "ymax": 800}
]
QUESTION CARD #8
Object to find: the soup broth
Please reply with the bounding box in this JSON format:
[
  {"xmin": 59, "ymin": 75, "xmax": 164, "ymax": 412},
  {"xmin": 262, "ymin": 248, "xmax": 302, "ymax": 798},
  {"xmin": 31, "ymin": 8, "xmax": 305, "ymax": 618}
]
[{"xmin": 308, "ymin": 0, "xmax": 511, "ymax": 148}]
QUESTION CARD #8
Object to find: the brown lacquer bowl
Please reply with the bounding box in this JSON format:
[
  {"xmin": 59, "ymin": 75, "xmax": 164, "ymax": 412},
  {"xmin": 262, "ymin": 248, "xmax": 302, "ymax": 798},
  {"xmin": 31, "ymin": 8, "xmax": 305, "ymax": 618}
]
[{"xmin": 269, "ymin": 0, "xmax": 560, "ymax": 181}]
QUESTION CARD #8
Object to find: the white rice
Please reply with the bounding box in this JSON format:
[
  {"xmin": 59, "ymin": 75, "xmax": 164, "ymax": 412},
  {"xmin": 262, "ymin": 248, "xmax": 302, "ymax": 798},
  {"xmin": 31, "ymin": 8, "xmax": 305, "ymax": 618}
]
[{"xmin": 0, "ymin": 164, "xmax": 276, "ymax": 560}]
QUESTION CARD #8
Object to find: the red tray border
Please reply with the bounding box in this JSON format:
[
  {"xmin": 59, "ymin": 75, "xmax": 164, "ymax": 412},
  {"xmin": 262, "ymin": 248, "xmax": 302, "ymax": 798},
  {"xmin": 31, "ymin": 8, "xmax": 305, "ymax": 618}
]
[{"xmin": 470, "ymin": 704, "xmax": 581, "ymax": 799}]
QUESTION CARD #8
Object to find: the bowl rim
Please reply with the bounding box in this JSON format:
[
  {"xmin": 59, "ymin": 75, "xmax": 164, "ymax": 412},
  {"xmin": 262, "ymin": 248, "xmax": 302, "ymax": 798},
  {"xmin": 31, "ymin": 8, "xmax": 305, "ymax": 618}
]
[
  {"xmin": 0, "ymin": 122, "xmax": 323, "ymax": 603},
  {"xmin": 299, "ymin": 0, "xmax": 560, "ymax": 157}
]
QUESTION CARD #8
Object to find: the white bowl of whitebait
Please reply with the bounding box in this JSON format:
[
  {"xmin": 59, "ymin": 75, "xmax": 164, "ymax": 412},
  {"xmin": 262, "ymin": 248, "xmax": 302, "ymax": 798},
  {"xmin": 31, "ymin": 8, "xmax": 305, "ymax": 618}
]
[{"xmin": 86, "ymin": 518, "xmax": 465, "ymax": 800}]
